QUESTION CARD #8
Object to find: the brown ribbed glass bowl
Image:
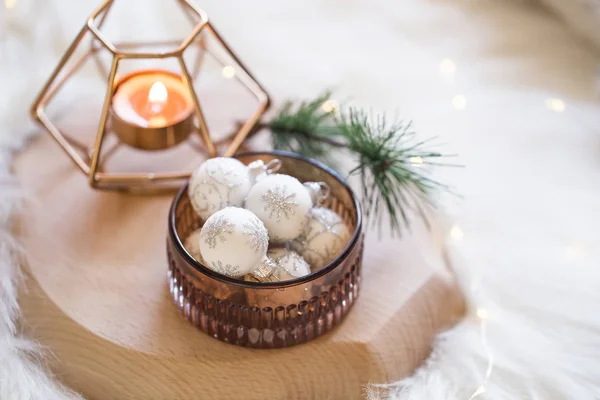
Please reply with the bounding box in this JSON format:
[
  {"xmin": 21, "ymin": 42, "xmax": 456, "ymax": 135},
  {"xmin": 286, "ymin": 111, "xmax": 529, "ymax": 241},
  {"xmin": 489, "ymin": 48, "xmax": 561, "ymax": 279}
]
[{"xmin": 167, "ymin": 151, "xmax": 363, "ymax": 348}]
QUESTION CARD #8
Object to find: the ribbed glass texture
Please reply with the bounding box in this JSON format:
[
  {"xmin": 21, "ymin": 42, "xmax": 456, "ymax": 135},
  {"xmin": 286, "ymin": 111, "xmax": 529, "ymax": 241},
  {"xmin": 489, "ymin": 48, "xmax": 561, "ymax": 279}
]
[{"xmin": 167, "ymin": 151, "xmax": 363, "ymax": 348}]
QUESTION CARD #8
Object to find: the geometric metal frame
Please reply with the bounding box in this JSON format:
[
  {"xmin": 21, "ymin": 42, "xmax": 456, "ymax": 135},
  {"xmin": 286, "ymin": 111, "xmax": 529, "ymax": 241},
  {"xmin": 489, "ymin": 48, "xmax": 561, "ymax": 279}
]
[{"xmin": 30, "ymin": 0, "xmax": 270, "ymax": 191}]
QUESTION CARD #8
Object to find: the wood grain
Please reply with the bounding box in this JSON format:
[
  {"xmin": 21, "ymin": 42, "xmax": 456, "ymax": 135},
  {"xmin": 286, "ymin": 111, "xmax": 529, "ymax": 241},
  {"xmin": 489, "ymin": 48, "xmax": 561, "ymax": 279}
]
[{"xmin": 14, "ymin": 135, "xmax": 464, "ymax": 400}]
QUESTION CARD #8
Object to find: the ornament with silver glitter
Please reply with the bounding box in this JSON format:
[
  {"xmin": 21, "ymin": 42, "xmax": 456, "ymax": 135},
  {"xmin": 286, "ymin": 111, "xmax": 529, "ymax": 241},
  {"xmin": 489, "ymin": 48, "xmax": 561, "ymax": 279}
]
[{"xmin": 188, "ymin": 157, "xmax": 281, "ymax": 220}]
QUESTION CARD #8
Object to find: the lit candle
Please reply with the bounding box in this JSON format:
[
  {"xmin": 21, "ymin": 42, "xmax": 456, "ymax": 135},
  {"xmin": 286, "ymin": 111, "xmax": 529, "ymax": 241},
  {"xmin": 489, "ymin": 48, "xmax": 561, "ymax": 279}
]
[{"xmin": 110, "ymin": 70, "xmax": 194, "ymax": 151}]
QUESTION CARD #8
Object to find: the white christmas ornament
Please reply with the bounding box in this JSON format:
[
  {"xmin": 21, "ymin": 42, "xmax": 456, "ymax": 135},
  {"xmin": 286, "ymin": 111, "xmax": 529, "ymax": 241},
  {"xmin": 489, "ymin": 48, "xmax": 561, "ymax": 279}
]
[
  {"xmin": 290, "ymin": 207, "xmax": 351, "ymax": 270},
  {"xmin": 267, "ymin": 247, "xmax": 311, "ymax": 279},
  {"xmin": 244, "ymin": 174, "xmax": 313, "ymax": 243},
  {"xmin": 199, "ymin": 207, "xmax": 269, "ymax": 277},
  {"xmin": 183, "ymin": 228, "xmax": 203, "ymax": 263},
  {"xmin": 303, "ymin": 181, "xmax": 330, "ymax": 206},
  {"xmin": 188, "ymin": 157, "xmax": 280, "ymax": 220}
]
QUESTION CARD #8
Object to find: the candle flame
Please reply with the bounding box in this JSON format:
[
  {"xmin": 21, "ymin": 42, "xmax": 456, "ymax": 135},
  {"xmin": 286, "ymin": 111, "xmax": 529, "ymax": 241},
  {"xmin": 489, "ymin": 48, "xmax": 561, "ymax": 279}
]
[{"xmin": 148, "ymin": 81, "xmax": 168, "ymax": 105}]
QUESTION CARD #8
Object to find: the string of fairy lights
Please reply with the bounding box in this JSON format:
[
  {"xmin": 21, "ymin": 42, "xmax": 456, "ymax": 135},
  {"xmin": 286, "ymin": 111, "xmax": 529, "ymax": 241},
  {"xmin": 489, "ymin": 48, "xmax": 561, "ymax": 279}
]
[
  {"xmin": 365, "ymin": 54, "xmax": 570, "ymax": 397},
  {"xmin": 440, "ymin": 54, "xmax": 568, "ymax": 398},
  {"xmin": 451, "ymin": 223, "xmax": 495, "ymax": 400}
]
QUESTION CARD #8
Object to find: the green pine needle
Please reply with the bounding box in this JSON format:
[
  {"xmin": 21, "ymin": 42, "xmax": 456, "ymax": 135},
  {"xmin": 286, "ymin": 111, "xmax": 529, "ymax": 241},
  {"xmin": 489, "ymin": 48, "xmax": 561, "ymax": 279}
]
[
  {"xmin": 270, "ymin": 91, "xmax": 343, "ymax": 164},
  {"xmin": 338, "ymin": 109, "xmax": 448, "ymax": 235},
  {"xmin": 268, "ymin": 92, "xmax": 452, "ymax": 235}
]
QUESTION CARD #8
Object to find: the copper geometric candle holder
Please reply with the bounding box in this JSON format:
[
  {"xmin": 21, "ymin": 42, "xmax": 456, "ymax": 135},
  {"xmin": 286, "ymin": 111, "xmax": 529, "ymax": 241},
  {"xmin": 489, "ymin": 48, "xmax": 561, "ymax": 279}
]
[{"xmin": 30, "ymin": 0, "xmax": 270, "ymax": 192}]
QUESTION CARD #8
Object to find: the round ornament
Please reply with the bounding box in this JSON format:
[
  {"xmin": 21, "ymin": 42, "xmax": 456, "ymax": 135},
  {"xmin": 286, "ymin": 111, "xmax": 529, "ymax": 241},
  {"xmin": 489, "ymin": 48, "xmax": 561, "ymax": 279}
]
[
  {"xmin": 303, "ymin": 181, "xmax": 330, "ymax": 206},
  {"xmin": 199, "ymin": 207, "xmax": 269, "ymax": 277},
  {"xmin": 244, "ymin": 174, "xmax": 313, "ymax": 243},
  {"xmin": 267, "ymin": 247, "xmax": 311, "ymax": 279},
  {"xmin": 183, "ymin": 228, "xmax": 203, "ymax": 263},
  {"xmin": 188, "ymin": 157, "xmax": 280, "ymax": 220},
  {"xmin": 290, "ymin": 207, "xmax": 351, "ymax": 270}
]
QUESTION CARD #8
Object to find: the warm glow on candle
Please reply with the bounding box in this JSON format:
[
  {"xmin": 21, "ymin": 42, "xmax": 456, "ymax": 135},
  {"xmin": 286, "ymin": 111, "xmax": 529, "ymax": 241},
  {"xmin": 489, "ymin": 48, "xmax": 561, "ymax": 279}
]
[
  {"xmin": 148, "ymin": 81, "xmax": 168, "ymax": 112},
  {"xmin": 111, "ymin": 70, "xmax": 194, "ymax": 137}
]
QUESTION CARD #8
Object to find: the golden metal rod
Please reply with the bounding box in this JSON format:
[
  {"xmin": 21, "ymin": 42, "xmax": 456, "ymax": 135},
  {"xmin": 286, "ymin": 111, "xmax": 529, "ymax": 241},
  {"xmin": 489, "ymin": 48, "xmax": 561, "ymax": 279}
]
[
  {"xmin": 90, "ymin": 45, "xmax": 109, "ymax": 79},
  {"xmin": 94, "ymin": 0, "xmax": 114, "ymax": 28},
  {"xmin": 38, "ymin": 112, "xmax": 90, "ymax": 174},
  {"xmin": 176, "ymin": 0, "xmax": 209, "ymax": 79},
  {"xmin": 96, "ymin": 171, "xmax": 190, "ymax": 182},
  {"xmin": 117, "ymin": 49, "xmax": 183, "ymax": 59},
  {"xmin": 177, "ymin": 21, "xmax": 207, "ymax": 53},
  {"xmin": 205, "ymin": 24, "xmax": 270, "ymax": 105},
  {"xmin": 40, "ymin": 47, "xmax": 93, "ymax": 107},
  {"xmin": 111, "ymin": 39, "xmax": 182, "ymax": 49},
  {"xmin": 63, "ymin": 134, "xmax": 92, "ymax": 156},
  {"xmin": 204, "ymin": 41, "xmax": 267, "ymax": 103},
  {"xmin": 88, "ymin": 0, "xmax": 113, "ymax": 22},
  {"xmin": 97, "ymin": 140, "xmax": 121, "ymax": 167},
  {"xmin": 90, "ymin": 42, "xmax": 103, "ymax": 53},
  {"xmin": 177, "ymin": 0, "xmax": 200, "ymax": 26},
  {"xmin": 190, "ymin": 36, "xmax": 208, "ymax": 78},
  {"xmin": 180, "ymin": 0, "xmax": 209, "ymax": 24},
  {"xmin": 177, "ymin": 56, "xmax": 217, "ymax": 157},
  {"xmin": 30, "ymin": 26, "xmax": 89, "ymax": 119},
  {"xmin": 88, "ymin": 55, "xmax": 120, "ymax": 186},
  {"xmin": 89, "ymin": 0, "xmax": 115, "ymax": 79},
  {"xmin": 204, "ymin": 25, "xmax": 270, "ymax": 156},
  {"xmin": 87, "ymin": 21, "xmax": 116, "ymax": 54},
  {"xmin": 224, "ymin": 98, "xmax": 268, "ymax": 157}
]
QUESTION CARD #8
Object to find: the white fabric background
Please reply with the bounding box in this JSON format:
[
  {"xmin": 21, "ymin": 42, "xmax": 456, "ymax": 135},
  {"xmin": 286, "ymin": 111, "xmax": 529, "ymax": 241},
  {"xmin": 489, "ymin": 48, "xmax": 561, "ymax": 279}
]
[
  {"xmin": 539, "ymin": 0, "xmax": 600, "ymax": 51},
  {"xmin": 1, "ymin": 0, "xmax": 600, "ymax": 398}
]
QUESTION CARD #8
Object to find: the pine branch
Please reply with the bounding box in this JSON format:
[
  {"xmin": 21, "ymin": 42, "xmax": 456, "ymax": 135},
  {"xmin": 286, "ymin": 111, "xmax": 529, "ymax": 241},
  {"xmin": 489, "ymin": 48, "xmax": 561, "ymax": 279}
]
[
  {"xmin": 269, "ymin": 91, "xmax": 345, "ymax": 163},
  {"xmin": 337, "ymin": 109, "xmax": 449, "ymax": 235},
  {"xmin": 264, "ymin": 92, "xmax": 454, "ymax": 235}
]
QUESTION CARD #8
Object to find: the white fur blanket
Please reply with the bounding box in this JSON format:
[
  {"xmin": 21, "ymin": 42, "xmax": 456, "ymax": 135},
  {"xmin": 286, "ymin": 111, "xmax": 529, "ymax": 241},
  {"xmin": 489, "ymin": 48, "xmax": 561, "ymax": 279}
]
[{"xmin": 2, "ymin": 0, "xmax": 600, "ymax": 399}]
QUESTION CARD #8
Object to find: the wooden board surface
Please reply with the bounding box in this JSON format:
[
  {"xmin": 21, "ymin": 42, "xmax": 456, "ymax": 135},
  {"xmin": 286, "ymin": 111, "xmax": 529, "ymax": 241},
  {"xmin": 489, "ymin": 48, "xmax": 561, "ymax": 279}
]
[{"xmin": 14, "ymin": 135, "xmax": 464, "ymax": 400}]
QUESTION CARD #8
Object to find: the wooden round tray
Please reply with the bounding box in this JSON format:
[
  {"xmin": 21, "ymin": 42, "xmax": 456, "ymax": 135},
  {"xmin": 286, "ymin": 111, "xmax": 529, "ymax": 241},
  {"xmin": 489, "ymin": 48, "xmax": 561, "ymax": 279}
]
[{"xmin": 15, "ymin": 135, "xmax": 464, "ymax": 399}]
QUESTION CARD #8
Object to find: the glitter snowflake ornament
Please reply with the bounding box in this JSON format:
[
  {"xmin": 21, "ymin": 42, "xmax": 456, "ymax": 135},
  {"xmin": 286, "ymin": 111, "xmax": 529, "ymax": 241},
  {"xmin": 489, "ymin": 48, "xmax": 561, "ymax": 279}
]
[
  {"xmin": 188, "ymin": 157, "xmax": 280, "ymax": 220},
  {"xmin": 290, "ymin": 207, "xmax": 351, "ymax": 270},
  {"xmin": 267, "ymin": 247, "xmax": 311, "ymax": 279},
  {"xmin": 245, "ymin": 174, "xmax": 313, "ymax": 243},
  {"xmin": 199, "ymin": 207, "xmax": 270, "ymax": 277}
]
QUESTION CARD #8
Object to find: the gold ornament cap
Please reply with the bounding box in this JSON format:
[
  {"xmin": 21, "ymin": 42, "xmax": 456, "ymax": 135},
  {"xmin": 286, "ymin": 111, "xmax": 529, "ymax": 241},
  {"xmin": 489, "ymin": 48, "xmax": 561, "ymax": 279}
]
[
  {"xmin": 304, "ymin": 181, "xmax": 330, "ymax": 206},
  {"xmin": 247, "ymin": 159, "xmax": 282, "ymax": 184},
  {"xmin": 245, "ymin": 256, "xmax": 280, "ymax": 282}
]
